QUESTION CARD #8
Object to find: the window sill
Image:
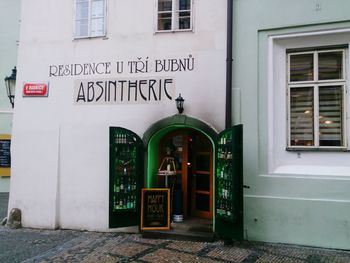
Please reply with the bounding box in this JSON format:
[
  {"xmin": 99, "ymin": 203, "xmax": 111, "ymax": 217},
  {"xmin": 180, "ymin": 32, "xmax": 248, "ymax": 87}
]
[
  {"xmin": 73, "ymin": 35, "xmax": 108, "ymax": 41},
  {"xmin": 286, "ymin": 147, "xmax": 349, "ymax": 152},
  {"xmin": 154, "ymin": 29, "xmax": 194, "ymax": 34},
  {"xmin": 272, "ymin": 165, "xmax": 350, "ymax": 178}
]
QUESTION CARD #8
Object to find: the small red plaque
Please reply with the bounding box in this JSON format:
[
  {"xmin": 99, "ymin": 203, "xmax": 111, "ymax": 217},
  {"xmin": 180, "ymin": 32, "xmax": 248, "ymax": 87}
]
[{"xmin": 23, "ymin": 83, "xmax": 49, "ymax": 97}]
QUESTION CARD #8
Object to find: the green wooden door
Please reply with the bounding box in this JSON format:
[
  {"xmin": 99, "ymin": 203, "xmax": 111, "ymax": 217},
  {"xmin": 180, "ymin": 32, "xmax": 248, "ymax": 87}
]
[
  {"xmin": 109, "ymin": 127, "xmax": 143, "ymax": 228},
  {"xmin": 214, "ymin": 124, "xmax": 243, "ymax": 240}
]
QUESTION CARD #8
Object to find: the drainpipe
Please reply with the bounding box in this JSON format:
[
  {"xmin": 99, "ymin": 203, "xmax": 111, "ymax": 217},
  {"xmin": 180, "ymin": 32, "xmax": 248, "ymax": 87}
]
[{"xmin": 225, "ymin": 0, "xmax": 233, "ymax": 129}]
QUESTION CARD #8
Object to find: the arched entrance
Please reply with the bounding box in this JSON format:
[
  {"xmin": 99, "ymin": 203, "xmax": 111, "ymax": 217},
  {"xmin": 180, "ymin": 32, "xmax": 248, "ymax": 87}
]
[
  {"xmin": 109, "ymin": 118, "xmax": 243, "ymax": 240},
  {"xmin": 143, "ymin": 115, "xmax": 218, "ymax": 224}
]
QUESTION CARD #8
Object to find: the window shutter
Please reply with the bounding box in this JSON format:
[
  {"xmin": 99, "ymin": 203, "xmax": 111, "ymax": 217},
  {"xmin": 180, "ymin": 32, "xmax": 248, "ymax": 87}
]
[
  {"xmin": 288, "ymin": 49, "xmax": 346, "ymax": 149},
  {"xmin": 289, "ymin": 53, "xmax": 314, "ymax": 82},
  {"xmin": 290, "ymin": 87, "xmax": 314, "ymax": 146},
  {"xmin": 318, "ymin": 52, "xmax": 343, "ymax": 80},
  {"xmin": 319, "ymin": 86, "xmax": 343, "ymax": 146}
]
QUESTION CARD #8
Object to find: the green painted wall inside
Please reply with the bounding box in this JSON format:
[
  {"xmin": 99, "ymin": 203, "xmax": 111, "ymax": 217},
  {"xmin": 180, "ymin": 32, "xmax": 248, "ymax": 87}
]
[
  {"xmin": 143, "ymin": 116, "xmax": 217, "ymax": 188},
  {"xmin": 233, "ymin": 0, "xmax": 350, "ymax": 249},
  {"xmin": 146, "ymin": 126, "xmax": 180, "ymax": 188},
  {"xmin": 142, "ymin": 116, "xmax": 218, "ymax": 230}
]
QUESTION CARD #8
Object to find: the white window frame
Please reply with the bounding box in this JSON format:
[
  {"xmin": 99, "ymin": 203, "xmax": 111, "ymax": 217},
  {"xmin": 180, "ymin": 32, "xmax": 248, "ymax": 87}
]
[
  {"xmin": 287, "ymin": 48, "xmax": 348, "ymax": 150},
  {"xmin": 74, "ymin": 0, "xmax": 107, "ymax": 39},
  {"xmin": 155, "ymin": 0, "xmax": 194, "ymax": 33}
]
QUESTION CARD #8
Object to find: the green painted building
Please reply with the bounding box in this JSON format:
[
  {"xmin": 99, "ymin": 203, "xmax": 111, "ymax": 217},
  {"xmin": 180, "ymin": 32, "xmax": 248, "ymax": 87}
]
[
  {"xmin": 0, "ymin": 0, "xmax": 20, "ymax": 191},
  {"xmin": 233, "ymin": 0, "xmax": 350, "ymax": 249}
]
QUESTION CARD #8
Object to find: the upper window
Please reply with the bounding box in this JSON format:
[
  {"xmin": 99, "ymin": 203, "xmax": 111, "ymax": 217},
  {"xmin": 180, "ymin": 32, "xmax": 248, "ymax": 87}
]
[
  {"xmin": 287, "ymin": 49, "xmax": 347, "ymax": 149},
  {"xmin": 75, "ymin": 0, "xmax": 106, "ymax": 38},
  {"xmin": 157, "ymin": 0, "xmax": 192, "ymax": 32}
]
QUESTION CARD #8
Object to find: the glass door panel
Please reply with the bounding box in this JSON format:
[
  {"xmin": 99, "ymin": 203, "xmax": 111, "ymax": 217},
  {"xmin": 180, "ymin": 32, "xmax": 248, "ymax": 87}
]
[
  {"xmin": 215, "ymin": 124, "xmax": 243, "ymax": 240},
  {"xmin": 191, "ymin": 133, "xmax": 212, "ymax": 219}
]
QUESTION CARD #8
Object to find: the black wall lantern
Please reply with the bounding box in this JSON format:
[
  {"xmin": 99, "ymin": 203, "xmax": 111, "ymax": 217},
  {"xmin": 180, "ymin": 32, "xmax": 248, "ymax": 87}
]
[
  {"xmin": 4, "ymin": 66, "xmax": 17, "ymax": 108},
  {"xmin": 175, "ymin": 93, "xmax": 184, "ymax": 114}
]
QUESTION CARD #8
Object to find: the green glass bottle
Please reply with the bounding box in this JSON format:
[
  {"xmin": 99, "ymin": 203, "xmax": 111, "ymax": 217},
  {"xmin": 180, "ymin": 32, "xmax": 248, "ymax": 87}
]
[
  {"xmin": 120, "ymin": 178, "xmax": 124, "ymax": 193},
  {"xmin": 115, "ymin": 177, "xmax": 120, "ymax": 193}
]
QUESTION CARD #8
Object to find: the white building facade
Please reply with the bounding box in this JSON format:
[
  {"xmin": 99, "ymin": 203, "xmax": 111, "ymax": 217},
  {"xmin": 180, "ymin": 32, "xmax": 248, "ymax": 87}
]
[
  {"xmin": 9, "ymin": 0, "xmax": 229, "ymax": 232},
  {"xmin": 10, "ymin": 0, "xmax": 350, "ymax": 250}
]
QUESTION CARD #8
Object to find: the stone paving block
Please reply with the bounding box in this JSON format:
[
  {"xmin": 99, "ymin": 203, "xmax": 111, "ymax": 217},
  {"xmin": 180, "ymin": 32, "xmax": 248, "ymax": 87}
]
[
  {"xmin": 306, "ymin": 254, "xmax": 350, "ymax": 263},
  {"xmin": 252, "ymin": 243, "xmax": 311, "ymax": 260},
  {"xmin": 206, "ymin": 246, "xmax": 252, "ymax": 262},
  {"xmin": 108, "ymin": 241, "xmax": 150, "ymax": 257},
  {"xmin": 132, "ymin": 235, "xmax": 170, "ymax": 245},
  {"xmin": 92, "ymin": 236, "xmax": 128, "ymax": 254},
  {"xmin": 255, "ymin": 254, "xmax": 304, "ymax": 263},
  {"xmin": 78, "ymin": 236, "xmax": 128, "ymax": 262},
  {"xmin": 251, "ymin": 242, "xmax": 350, "ymax": 263},
  {"xmin": 334, "ymin": 256, "xmax": 350, "ymax": 263},
  {"xmin": 39, "ymin": 236, "xmax": 108, "ymax": 262},
  {"xmin": 140, "ymin": 248, "xmax": 224, "ymax": 263},
  {"xmin": 166, "ymin": 240, "xmax": 208, "ymax": 253},
  {"xmin": 81, "ymin": 253, "xmax": 121, "ymax": 263}
]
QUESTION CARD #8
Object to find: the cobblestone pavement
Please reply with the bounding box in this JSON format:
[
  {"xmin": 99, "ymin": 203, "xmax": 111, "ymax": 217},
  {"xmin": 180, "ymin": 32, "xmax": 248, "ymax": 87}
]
[{"xmin": 0, "ymin": 226, "xmax": 350, "ymax": 263}]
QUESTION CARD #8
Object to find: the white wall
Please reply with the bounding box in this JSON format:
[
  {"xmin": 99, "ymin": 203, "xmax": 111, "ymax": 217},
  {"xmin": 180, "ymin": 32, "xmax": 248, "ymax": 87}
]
[{"xmin": 9, "ymin": 0, "xmax": 227, "ymax": 230}]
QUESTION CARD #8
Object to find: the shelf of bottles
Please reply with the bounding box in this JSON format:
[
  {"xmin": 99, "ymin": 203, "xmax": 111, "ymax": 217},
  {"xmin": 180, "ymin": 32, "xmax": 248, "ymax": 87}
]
[
  {"xmin": 112, "ymin": 132, "xmax": 138, "ymax": 212},
  {"xmin": 216, "ymin": 130, "xmax": 236, "ymax": 223}
]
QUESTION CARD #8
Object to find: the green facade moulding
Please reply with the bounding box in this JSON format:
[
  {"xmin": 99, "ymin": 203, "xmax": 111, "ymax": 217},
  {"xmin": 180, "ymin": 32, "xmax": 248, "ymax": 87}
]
[{"xmin": 142, "ymin": 114, "xmax": 218, "ymax": 188}]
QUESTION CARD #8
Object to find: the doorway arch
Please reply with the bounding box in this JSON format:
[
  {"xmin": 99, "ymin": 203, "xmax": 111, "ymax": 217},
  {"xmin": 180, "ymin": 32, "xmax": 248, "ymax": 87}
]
[
  {"xmin": 143, "ymin": 115, "xmax": 218, "ymax": 188},
  {"xmin": 143, "ymin": 115, "xmax": 218, "ymax": 219}
]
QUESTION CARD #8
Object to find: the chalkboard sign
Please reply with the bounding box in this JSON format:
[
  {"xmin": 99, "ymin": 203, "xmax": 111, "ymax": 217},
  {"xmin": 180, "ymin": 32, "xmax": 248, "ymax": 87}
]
[
  {"xmin": 141, "ymin": 188, "xmax": 170, "ymax": 231},
  {"xmin": 0, "ymin": 140, "xmax": 11, "ymax": 168}
]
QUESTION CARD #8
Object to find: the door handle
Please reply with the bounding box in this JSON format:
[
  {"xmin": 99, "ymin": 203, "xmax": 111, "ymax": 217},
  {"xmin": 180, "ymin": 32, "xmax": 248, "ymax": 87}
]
[{"xmin": 243, "ymin": 185, "xmax": 250, "ymax": 189}]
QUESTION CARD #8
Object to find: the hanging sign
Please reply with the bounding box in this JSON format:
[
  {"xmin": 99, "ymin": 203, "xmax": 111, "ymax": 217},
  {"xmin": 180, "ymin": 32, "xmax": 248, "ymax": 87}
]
[
  {"xmin": 23, "ymin": 82, "xmax": 49, "ymax": 97},
  {"xmin": 141, "ymin": 188, "xmax": 170, "ymax": 231}
]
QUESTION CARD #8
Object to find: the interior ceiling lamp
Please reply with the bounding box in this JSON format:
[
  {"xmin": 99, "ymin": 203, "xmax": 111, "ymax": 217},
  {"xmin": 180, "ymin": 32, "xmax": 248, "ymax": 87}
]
[
  {"xmin": 175, "ymin": 93, "xmax": 184, "ymax": 114},
  {"xmin": 4, "ymin": 66, "xmax": 17, "ymax": 108}
]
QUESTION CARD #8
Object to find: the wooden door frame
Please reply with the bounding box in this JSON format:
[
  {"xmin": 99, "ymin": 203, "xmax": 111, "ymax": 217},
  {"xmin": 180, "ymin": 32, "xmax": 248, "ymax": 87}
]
[
  {"xmin": 158, "ymin": 128, "xmax": 213, "ymax": 219},
  {"xmin": 190, "ymin": 135, "xmax": 213, "ymax": 219}
]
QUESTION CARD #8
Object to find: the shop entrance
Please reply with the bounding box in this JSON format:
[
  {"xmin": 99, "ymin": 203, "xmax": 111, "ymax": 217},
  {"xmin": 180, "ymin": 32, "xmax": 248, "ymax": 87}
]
[
  {"xmin": 158, "ymin": 129, "xmax": 213, "ymax": 220},
  {"xmin": 110, "ymin": 119, "xmax": 243, "ymax": 241}
]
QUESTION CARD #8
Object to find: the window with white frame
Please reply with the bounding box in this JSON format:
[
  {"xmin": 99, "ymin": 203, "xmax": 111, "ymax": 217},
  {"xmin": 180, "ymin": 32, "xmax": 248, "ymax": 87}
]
[
  {"xmin": 75, "ymin": 0, "xmax": 106, "ymax": 38},
  {"xmin": 157, "ymin": 0, "xmax": 192, "ymax": 31},
  {"xmin": 287, "ymin": 48, "xmax": 347, "ymax": 149}
]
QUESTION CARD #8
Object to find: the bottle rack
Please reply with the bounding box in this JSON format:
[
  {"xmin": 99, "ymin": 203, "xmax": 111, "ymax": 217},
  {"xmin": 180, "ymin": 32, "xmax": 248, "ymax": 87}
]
[
  {"xmin": 216, "ymin": 131, "xmax": 236, "ymax": 223},
  {"xmin": 112, "ymin": 131, "xmax": 138, "ymax": 212}
]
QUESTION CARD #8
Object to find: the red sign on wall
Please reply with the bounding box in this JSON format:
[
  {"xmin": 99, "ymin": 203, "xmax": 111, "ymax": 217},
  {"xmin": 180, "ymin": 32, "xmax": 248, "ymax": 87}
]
[{"xmin": 23, "ymin": 83, "xmax": 49, "ymax": 97}]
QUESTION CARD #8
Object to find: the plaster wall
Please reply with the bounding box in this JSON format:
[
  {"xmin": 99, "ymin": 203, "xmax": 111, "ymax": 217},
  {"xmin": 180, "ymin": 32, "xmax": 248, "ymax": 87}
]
[
  {"xmin": 233, "ymin": 0, "xmax": 350, "ymax": 249},
  {"xmin": 0, "ymin": 0, "xmax": 20, "ymax": 191},
  {"xmin": 9, "ymin": 0, "xmax": 227, "ymax": 230}
]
